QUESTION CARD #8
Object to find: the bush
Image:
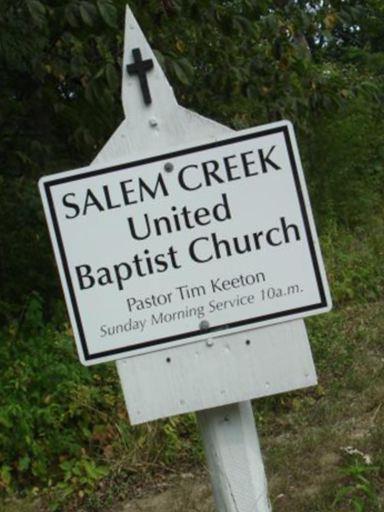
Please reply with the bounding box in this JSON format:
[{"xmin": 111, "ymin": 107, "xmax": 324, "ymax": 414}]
[
  {"xmin": 0, "ymin": 295, "xmax": 202, "ymax": 501},
  {"xmin": 0, "ymin": 295, "xmax": 118, "ymax": 494}
]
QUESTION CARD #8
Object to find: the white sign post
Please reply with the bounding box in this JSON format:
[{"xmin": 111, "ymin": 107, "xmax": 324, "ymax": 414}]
[
  {"xmin": 40, "ymin": 7, "xmax": 331, "ymax": 511},
  {"xmin": 40, "ymin": 123, "xmax": 330, "ymax": 365}
]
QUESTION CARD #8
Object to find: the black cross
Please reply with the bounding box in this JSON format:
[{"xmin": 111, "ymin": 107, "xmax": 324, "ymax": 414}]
[{"xmin": 126, "ymin": 48, "xmax": 154, "ymax": 106}]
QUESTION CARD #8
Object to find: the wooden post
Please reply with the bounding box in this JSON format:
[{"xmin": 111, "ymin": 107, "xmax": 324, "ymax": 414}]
[{"xmin": 197, "ymin": 402, "xmax": 272, "ymax": 512}]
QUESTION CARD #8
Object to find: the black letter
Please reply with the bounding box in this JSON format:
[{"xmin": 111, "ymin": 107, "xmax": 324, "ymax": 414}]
[
  {"xmin": 76, "ymin": 265, "xmax": 95, "ymax": 290},
  {"xmin": 139, "ymin": 174, "xmax": 169, "ymax": 201},
  {"xmin": 258, "ymin": 146, "xmax": 281, "ymax": 173},
  {"xmin": 213, "ymin": 193, "xmax": 232, "ymax": 222},
  {"xmin": 212, "ymin": 232, "xmax": 232, "ymax": 259},
  {"xmin": 281, "ymin": 217, "xmax": 300, "ymax": 243},
  {"xmin": 97, "ymin": 267, "xmax": 113, "ymax": 286},
  {"xmin": 179, "ymin": 164, "xmax": 201, "ymax": 191},
  {"xmin": 266, "ymin": 227, "xmax": 282, "ymax": 246},
  {"xmin": 114, "ymin": 263, "xmax": 132, "ymax": 290},
  {"xmin": 83, "ymin": 190, "xmax": 105, "ymax": 215},
  {"xmin": 241, "ymin": 151, "xmax": 258, "ymax": 177},
  {"xmin": 189, "ymin": 237, "xmax": 212, "ymax": 263},
  {"xmin": 63, "ymin": 193, "xmax": 80, "ymax": 219},
  {"xmin": 202, "ymin": 160, "xmax": 224, "ymax": 186},
  {"xmin": 127, "ymin": 214, "xmax": 151, "ymax": 240},
  {"xmin": 223, "ymin": 155, "xmax": 240, "ymax": 181},
  {"xmin": 121, "ymin": 179, "xmax": 138, "ymax": 205},
  {"xmin": 103, "ymin": 185, "xmax": 121, "ymax": 210},
  {"xmin": 167, "ymin": 246, "xmax": 182, "ymax": 269}
]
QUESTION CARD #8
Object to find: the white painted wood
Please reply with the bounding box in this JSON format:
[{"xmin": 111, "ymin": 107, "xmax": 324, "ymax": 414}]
[
  {"xmin": 197, "ymin": 402, "xmax": 272, "ymax": 512},
  {"xmin": 94, "ymin": 5, "xmax": 317, "ymax": 424},
  {"xmin": 93, "ymin": 7, "xmax": 230, "ymax": 166},
  {"xmin": 88, "ymin": 6, "xmax": 321, "ymax": 510},
  {"xmin": 117, "ymin": 319, "xmax": 316, "ymax": 423},
  {"xmin": 42, "ymin": 120, "xmax": 329, "ymax": 366}
]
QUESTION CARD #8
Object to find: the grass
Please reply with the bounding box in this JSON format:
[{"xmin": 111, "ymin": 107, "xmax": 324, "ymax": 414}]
[
  {"xmin": 2, "ymin": 301, "xmax": 384, "ymax": 512},
  {"xmin": 1, "ymin": 218, "xmax": 383, "ymax": 511},
  {"xmin": 263, "ymin": 302, "xmax": 384, "ymax": 511},
  {"xmin": 1, "ymin": 108, "xmax": 384, "ymax": 510}
]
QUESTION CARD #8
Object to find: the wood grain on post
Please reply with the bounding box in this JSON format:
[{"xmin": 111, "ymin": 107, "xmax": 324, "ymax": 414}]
[{"xmin": 197, "ymin": 402, "xmax": 272, "ymax": 512}]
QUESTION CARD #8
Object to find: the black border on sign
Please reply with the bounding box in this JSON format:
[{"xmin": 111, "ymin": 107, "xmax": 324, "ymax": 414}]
[{"xmin": 43, "ymin": 125, "xmax": 328, "ymax": 361}]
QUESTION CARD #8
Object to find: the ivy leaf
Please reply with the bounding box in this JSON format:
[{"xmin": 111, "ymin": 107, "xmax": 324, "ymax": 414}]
[
  {"xmin": 18, "ymin": 456, "xmax": 31, "ymax": 472},
  {"xmin": 172, "ymin": 61, "xmax": 190, "ymax": 86},
  {"xmin": 80, "ymin": 2, "xmax": 97, "ymax": 27},
  {"xmin": 26, "ymin": 0, "xmax": 46, "ymax": 27},
  {"xmin": 105, "ymin": 63, "xmax": 118, "ymax": 91},
  {"xmin": 97, "ymin": 0, "xmax": 117, "ymax": 28},
  {"xmin": 154, "ymin": 49, "xmax": 166, "ymax": 70},
  {"xmin": 65, "ymin": 5, "xmax": 79, "ymax": 28},
  {"xmin": 0, "ymin": 414, "xmax": 12, "ymax": 429}
]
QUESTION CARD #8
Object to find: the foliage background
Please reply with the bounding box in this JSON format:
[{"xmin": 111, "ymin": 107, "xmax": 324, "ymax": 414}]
[{"xmin": 0, "ymin": 0, "xmax": 383, "ymax": 510}]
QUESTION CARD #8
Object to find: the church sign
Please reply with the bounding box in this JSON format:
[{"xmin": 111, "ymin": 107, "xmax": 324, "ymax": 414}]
[{"xmin": 39, "ymin": 121, "xmax": 331, "ymax": 365}]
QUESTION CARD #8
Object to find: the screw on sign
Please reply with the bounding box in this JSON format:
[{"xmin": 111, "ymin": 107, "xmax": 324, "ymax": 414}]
[{"xmin": 39, "ymin": 6, "xmax": 331, "ymax": 512}]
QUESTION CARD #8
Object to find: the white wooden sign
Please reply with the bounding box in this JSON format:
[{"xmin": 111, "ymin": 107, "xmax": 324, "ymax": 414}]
[
  {"xmin": 39, "ymin": 7, "xmax": 333, "ymax": 510},
  {"xmin": 37, "ymin": 8, "xmax": 322, "ymax": 434},
  {"xmin": 39, "ymin": 121, "xmax": 331, "ymax": 365}
]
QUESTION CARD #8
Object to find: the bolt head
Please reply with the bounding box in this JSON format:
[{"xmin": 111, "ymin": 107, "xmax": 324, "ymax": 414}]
[{"xmin": 164, "ymin": 162, "xmax": 174, "ymax": 172}]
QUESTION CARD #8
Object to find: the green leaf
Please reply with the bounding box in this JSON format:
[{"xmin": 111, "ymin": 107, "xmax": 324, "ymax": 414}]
[
  {"xmin": 173, "ymin": 61, "xmax": 190, "ymax": 86},
  {"xmin": 154, "ymin": 50, "xmax": 166, "ymax": 70},
  {"xmin": 18, "ymin": 456, "xmax": 31, "ymax": 472},
  {"xmin": 0, "ymin": 466, "xmax": 12, "ymax": 488},
  {"xmin": 65, "ymin": 6, "xmax": 79, "ymax": 28},
  {"xmin": 97, "ymin": 0, "xmax": 117, "ymax": 28},
  {"xmin": 105, "ymin": 63, "xmax": 118, "ymax": 91},
  {"xmin": 26, "ymin": 0, "xmax": 46, "ymax": 27},
  {"xmin": 0, "ymin": 414, "xmax": 12, "ymax": 429},
  {"xmin": 80, "ymin": 2, "xmax": 97, "ymax": 27}
]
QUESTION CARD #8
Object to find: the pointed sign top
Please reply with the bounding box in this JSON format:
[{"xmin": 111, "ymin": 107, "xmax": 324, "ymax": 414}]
[
  {"xmin": 94, "ymin": 4, "xmax": 230, "ymax": 165},
  {"xmin": 122, "ymin": 6, "xmax": 177, "ymax": 118}
]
